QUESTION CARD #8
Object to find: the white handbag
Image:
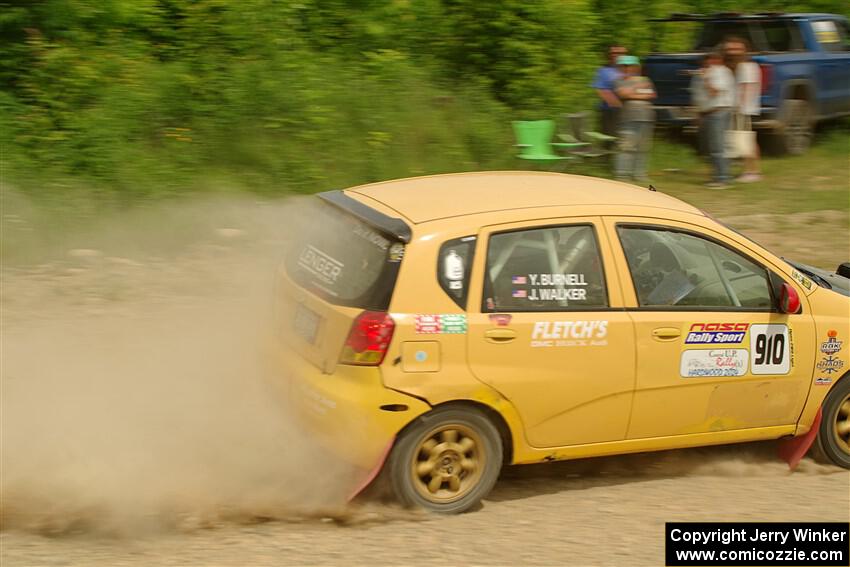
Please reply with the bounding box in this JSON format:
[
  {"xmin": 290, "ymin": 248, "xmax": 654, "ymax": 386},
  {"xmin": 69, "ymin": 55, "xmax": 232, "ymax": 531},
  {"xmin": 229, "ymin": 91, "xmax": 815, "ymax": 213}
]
[{"xmin": 725, "ymin": 114, "xmax": 756, "ymax": 159}]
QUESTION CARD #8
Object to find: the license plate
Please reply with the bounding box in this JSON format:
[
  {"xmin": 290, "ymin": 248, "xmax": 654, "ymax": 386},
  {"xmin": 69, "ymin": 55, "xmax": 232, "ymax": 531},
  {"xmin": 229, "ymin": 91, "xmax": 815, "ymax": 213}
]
[{"xmin": 293, "ymin": 304, "xmax": 320, "ymax": 345}]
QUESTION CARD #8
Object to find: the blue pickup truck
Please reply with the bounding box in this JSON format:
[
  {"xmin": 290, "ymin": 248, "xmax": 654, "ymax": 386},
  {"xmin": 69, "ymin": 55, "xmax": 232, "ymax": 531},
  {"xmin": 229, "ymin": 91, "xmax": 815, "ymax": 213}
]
[{"xmin": 645, "ymin": 13, "xmax": 850, "ymax": 154}]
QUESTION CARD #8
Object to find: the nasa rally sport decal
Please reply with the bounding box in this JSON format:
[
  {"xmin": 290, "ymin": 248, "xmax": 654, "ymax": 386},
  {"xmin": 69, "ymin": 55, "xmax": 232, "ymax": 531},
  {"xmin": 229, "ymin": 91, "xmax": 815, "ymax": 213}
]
[
  {"xmin": 749, "ymin": 324, "xmax": 791, "ymax": 375},
  {"xmin": 684, "ymin": 322, "xmax": 749, "ymax": 344}
]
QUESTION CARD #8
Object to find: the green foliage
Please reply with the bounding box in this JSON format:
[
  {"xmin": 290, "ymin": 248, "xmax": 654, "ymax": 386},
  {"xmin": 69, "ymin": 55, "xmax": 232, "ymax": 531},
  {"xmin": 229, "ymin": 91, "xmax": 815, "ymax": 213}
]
[{"xmin": 0, "ymin": 0, "xmax": 847, "ymax": 201}]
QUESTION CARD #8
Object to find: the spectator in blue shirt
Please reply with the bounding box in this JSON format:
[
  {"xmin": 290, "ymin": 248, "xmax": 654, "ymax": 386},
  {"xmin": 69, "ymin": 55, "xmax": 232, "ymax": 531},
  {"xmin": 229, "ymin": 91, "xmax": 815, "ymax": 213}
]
[{"xmin": 592, "ymin": 44, "xmax": 627, "ymax": 141}]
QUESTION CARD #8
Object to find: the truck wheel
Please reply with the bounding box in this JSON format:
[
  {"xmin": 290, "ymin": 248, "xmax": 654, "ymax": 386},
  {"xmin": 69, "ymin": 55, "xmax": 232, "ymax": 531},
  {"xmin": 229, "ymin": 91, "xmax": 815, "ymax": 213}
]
[
  {"xmin": 387, "ymin": 406, "xmax": 503, "ymax": 514},
  {"xmin": 813, "ymin": 376, "xmax": 850, "ymax": 469},
  {"xmin": 771, "ymin": 99, "xmax": 812, "ymax": 155}
]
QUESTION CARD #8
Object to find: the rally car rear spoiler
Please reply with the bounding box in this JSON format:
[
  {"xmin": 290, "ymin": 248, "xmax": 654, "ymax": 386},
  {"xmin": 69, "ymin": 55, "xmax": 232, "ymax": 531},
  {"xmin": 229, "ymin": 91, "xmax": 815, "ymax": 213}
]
[{"xmin": 318, "ymin": 190, "xmax": 412, "ymax": 243}]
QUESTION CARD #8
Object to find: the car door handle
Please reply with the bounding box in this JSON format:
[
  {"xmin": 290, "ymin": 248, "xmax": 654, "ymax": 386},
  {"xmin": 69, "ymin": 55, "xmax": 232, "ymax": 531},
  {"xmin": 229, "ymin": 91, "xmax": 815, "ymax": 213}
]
[
  {"xmin": 652, "ymin": 327, "xmax": 681, "ymax": 340},
  {"xmin": 484, "ymin": 329, "xmax": 517, "ymax": 343}
]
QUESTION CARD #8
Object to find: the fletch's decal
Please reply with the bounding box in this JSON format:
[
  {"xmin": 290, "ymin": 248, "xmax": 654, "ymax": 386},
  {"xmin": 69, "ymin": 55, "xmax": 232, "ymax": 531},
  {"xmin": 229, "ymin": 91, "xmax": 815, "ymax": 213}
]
[
  {"xmin": 531, "ymin": 320, "xmax": 608, "ymax": 348},
  {"xmin": 684, "ymin": 322, "xmax": 749, "ymax": 344},
  {"xmin": 750, "ymin": 324, "xmax": 790, "ymax": 375},
  {"xmin": 790, "ymin": 269, "xmax": 813, "ymax": 291},
  {"xmin": 680, "ymin": 349, "xmax": 749, "ymax": 377},
  {"xmin": 414, "ymin": 314, "xmax": 467, "ymax": 334}
]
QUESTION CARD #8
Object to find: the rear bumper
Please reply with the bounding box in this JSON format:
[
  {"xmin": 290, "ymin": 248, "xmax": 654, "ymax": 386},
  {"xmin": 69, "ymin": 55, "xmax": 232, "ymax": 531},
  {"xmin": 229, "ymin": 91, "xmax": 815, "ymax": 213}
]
[{"xmin": 266, "ymin": 341, "xmax": 431, "ymax": 472}]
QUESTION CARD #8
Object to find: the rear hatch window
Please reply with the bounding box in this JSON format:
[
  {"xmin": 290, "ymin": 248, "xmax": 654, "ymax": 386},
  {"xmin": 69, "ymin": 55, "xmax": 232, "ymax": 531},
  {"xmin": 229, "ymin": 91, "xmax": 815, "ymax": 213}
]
[{"xmin": 285, "ymin": 199, "xmax": 404, "ymax": 310}]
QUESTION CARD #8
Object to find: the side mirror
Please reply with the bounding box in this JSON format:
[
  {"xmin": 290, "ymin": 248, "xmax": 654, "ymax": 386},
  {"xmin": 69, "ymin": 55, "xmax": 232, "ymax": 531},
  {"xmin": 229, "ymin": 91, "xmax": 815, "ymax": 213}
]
[
  {"xmin": 838, "ymin": 262, "xmax": 850, "ymax": 279},
  {"xmin": 779, "ymin": 283, "xmax": 801, "ymax": 314}
]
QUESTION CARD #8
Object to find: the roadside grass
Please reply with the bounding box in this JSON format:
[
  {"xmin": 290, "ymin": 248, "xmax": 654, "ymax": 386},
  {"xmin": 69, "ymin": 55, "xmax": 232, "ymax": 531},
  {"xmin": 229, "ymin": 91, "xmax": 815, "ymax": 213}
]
[{"xmin": 3, "ymin": 118, "xmax": 848, "ymax": 268}]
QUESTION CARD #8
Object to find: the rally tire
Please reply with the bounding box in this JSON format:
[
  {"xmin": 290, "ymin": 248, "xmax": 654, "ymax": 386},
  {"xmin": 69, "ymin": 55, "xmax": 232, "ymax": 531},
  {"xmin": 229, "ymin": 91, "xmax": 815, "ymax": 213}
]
[
  {"xmin": 387, "ymin": 406, "xmax": 503, "ymax": 514},
  {"xmin": 813, "ymin": 376, "xmax": 850, "ymax": 469}
]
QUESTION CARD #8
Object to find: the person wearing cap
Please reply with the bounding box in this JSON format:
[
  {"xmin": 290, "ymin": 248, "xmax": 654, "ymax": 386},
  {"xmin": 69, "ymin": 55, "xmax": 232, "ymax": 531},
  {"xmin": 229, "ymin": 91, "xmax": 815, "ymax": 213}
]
[{"xmin": 613, "ymin": 55, "xmax": 657, "ymax": 183}]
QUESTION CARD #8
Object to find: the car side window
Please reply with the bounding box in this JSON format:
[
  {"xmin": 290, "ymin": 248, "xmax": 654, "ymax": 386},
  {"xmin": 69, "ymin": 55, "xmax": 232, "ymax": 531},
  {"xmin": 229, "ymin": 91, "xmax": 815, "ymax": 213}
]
[
  {"xmin": 812, "ymin": 20, "xmax": 845, "ymax": 52},
  {"xmin": 618, "ymin": 226, "xmax": 773, "ymax": 310},
  {"xmin": 483, "ymin": 225, "xmax": 608, "ymax": 312},
  {"xmin": 438, "ymin": 236, "xmax": 476, "ymax": 309},
  {"xmin": 759, "ymin": 20, "xmax": 803, "ymax": 52}
]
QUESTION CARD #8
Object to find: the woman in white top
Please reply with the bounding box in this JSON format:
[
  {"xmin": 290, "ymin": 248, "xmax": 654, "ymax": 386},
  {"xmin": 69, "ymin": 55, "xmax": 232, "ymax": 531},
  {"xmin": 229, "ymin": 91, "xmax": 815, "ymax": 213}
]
[{"xmin": 725, "ymin": 36, "xmax": 762, "ymax": 182}]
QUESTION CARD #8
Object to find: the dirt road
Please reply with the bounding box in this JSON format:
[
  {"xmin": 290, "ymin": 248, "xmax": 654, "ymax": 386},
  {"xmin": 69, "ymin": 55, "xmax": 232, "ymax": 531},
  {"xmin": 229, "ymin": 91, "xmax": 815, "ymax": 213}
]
[
  {"xmin": 2, "ymin": 198, "xmax": 848, "ymax": 566},
  {"xmin": 2, "ymin": 450, "xmax": 848, "ymax": 566}
]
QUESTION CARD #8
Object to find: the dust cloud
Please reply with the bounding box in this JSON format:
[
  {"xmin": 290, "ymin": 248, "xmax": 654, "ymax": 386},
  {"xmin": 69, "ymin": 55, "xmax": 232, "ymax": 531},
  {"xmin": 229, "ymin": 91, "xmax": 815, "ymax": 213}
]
[{"xmin": 1, "ymin": 194, "xmax": 359, "ymax": 536}]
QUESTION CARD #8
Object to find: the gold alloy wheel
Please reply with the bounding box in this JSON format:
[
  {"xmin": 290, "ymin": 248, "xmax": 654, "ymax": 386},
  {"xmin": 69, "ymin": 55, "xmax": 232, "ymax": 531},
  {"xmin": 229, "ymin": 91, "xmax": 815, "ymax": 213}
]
[
  {"xmin": 835, "ymin": 394, "xmax": 850, "ymax": 455},
  {"xmin": 410, "ymin": 424, "xmax": 485, "ymax": 504}
]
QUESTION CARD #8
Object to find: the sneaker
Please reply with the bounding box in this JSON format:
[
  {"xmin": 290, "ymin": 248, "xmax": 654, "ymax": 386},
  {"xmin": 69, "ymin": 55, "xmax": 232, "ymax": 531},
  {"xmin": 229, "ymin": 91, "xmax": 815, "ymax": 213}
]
[
  {"xmin": 705, "ymin": 181, "xmax": 730, "ymax": 189},
  {"xmin": 736, "ymin": 173, "xmax": 762, "ymax": 183}
]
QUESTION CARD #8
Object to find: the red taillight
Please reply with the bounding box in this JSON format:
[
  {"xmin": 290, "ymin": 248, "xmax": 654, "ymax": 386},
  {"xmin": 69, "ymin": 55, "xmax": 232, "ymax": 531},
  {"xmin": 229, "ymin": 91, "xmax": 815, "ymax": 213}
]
[
  {"xmin": 760, "ymin": 63, "xmax": 772, "ymax": 95},
  {"xmin": 340, "ymin": 311, "xmax": 395, "ymax": 366}
]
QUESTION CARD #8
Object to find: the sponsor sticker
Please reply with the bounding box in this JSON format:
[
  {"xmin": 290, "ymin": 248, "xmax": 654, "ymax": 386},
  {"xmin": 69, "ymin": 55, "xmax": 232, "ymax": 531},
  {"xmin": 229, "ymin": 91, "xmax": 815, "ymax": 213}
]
[
  {"xmin": 488, "ymin": 313, "xmax": 512, "ymax": 326},
  {"xmin": 815, "ymin": 377, "xmax": 833, "ymax": 386},
  {"xmin": 817, "ymin": 355, "xmax": 845, "ymax": 375},
  {"xmin": 353, "ymin": 224, "xmax": 389, "ymax": 250},
  {"xmin": 388, "ymin": 242, "xmax": 405, "ymax": 262},
  {"xmin": 820, "ymin": 330, "xmax": 843, "ymax": 355},
  {"xmin": 414, "ymin": 314, "xmax": 467, "ymax": 334},
  {"xmin": 298, "ymin": 245, "xmax": 344, "ymax": 285},
  {"xmin": 414, "ymin": 314, "xmax": 441, "ymax": 334},
  {"xmin": 684, "ymin": 322, "xmax": 749, "ymax": 345},
  {"xmin": 440, "ymin": 314, "xmax": 468, "ymax": 334},
  {"xmin": 680, "ymin": 349, "xmax": 749, "ymax": 377},
  {"xmin": 791, "ymin": 269, "xmax": 813, "ymax": 291},
  {"xmin": 530, "ymin": 320, "xmax": 608, "ymax": 348},
  {"xmin": 750, "ymin": 324, "xmax": 791, "ymax": 375}
]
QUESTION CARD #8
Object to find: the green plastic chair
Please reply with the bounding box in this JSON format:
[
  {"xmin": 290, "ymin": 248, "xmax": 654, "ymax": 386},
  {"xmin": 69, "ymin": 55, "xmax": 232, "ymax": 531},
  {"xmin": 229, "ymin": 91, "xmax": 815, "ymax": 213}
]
[
  {"xmin": 512, "ymin": 120, "xmax": 582, "ymax": 167},
  {"xmin": 561, "ymin": 112, "xmax": 617, "ymax": 157}
]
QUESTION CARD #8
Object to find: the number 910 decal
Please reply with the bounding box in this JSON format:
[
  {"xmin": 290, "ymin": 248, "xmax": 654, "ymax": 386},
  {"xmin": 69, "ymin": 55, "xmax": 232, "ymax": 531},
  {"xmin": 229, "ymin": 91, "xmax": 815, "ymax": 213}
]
[{"xmin": 750, "ymin": 324, "xmax": 791, "ymax": 375}]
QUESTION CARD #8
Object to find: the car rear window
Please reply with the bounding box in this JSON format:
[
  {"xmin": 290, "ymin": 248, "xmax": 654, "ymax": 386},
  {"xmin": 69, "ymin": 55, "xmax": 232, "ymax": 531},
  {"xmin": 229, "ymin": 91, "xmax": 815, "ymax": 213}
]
[
  {"xmin": 285, "ymin": 200, "xmax": 404, "ymax": 310},
  {"xmin": 696, "ymin": 21, "xmax": 757, "ymax": 50}
]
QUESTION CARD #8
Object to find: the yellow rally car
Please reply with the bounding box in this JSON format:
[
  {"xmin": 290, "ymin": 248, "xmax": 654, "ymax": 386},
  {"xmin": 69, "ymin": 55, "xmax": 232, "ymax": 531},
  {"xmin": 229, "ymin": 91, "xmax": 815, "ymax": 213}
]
[{"xmin": 272, "ymin": 172, "xmax": 850, "ymax": 513}]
